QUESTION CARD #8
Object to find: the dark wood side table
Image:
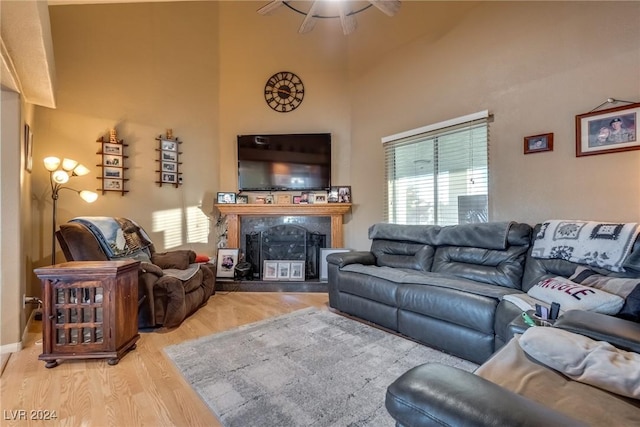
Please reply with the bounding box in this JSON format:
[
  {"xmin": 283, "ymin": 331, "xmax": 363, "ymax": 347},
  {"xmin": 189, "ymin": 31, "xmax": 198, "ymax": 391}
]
[{"xmin": 34, "ymin": 260, "xmax": 140, "ymax": 368}]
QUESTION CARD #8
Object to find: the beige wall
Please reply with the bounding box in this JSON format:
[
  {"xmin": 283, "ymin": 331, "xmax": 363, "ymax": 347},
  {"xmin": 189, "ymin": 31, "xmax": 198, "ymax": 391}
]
[
  {"xmin": 24, "ymin": 1, "xmax": 640, "ymax": 284},
  {"xmin": 33, "ymin": 1, "xmax": 221, "ymax": 273},
  {"xmin": 348, "ymin": 1, "xmax": 640, "ymax": 249}
]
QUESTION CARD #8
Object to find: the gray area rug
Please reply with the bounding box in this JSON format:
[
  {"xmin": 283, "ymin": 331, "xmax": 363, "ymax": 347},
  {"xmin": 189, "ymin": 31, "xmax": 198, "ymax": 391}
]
[{"xmin": 164, "ymin": 308, "xmax": 478, "ymax": 426}]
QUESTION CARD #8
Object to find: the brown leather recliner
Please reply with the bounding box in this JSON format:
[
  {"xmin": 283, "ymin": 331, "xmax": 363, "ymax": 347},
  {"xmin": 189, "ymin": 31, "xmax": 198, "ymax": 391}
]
[{"xmin": 56, "ymin": 220, "xmax": 215, "ymax": 329}]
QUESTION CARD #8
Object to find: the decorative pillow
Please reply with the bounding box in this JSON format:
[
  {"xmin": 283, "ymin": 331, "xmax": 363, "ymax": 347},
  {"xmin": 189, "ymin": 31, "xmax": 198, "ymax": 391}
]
[
  {"xmin": 195, "ymin": 254, "xmax": 211, "ymax": 263},
  {"xmin": 527, "ymin": 276, "xmax": 624, "ymax": 315},
  {"xmin": 519, "ymin": 327, "xmax": 640, "ymax": 399},
  {"xmin": 569, "ymin": 266, "xmax": 640, "ymax": 322}
]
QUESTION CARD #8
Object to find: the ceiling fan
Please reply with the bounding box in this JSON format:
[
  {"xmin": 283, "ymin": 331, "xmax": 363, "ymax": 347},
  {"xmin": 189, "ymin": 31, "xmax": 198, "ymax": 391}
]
[{"xmin": 257, "ymin": 0, "xmax": 401, "ymax": 35}]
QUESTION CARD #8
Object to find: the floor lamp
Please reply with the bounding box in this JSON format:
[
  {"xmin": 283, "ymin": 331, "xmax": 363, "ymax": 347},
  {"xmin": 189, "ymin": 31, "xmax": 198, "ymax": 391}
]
[{"xmin": 44, "ymin": 157, "xmax": 98, "ymax": 264}]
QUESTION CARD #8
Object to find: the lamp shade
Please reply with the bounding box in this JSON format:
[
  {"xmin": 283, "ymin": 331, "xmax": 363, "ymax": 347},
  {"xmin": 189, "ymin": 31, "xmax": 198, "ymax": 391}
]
[
  {"xmin": 62, "ymin": 158, "xmax": 79, "ymax": 171},
  {"xmin": 73, "ymin": 164, "xmax": 90, "ymax": 176},
  {"xmin": 79, "ymin": 190, "xmax": 98, "ymax": 203},
  {"xmin": 43, "ymin": 157, "xmax": 61, "ymax": 171},
  {"xmin": 52, "ymin": 170, "xmax": 70, "ymax": 184}
]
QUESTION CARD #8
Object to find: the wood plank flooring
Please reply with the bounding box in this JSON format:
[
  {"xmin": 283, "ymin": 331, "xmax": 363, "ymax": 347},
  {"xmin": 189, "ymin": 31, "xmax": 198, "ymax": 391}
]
[{"xmin": 0, "ymin": 292, "xmax": 329, "ymax": 426}]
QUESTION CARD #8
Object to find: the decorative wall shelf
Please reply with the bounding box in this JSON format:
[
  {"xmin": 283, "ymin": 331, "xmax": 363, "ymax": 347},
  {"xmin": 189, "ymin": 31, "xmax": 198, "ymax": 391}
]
[
  {"xmin": 96, "ymin": 129, "xmax": 129, "ymax": 195},
  {"xmin": 155, "ymin": 130, "xmax": 183, "ymax": 188}
]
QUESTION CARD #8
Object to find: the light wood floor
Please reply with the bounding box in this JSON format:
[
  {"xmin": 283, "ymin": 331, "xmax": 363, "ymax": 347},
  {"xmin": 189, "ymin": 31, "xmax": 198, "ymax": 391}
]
[{"xmin": 0, "ymin": 292, "xmax": 329, "ymax": 426}]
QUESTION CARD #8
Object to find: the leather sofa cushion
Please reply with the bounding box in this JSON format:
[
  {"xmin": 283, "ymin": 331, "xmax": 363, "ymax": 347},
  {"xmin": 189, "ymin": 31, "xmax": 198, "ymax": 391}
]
[
  {"xmin": 476, "ymin": 337, "xmax": 640, "ymax": 425},
  {"xmin": 368, "ymin": 221, "xmax": 531, "ymax": 249},
  {"xmin": 432, "ymin": 245, "xmax": 529, "ymax": 289},
  {"xmin": 371, "ymin": 240, "xmax": 434, "ymax": 271}
]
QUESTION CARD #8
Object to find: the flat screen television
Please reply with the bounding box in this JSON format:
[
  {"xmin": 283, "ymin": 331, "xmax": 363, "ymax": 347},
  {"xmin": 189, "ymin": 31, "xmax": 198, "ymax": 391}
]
[{"xmin": 237, "ymin": 133, "xmax": 331, "ymax": 191}]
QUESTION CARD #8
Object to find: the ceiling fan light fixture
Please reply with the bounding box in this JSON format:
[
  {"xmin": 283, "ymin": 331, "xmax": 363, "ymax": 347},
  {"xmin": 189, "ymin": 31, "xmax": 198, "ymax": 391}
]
[{"xmin": 259, "ymin": 0, "xmax": 401, "ymax": 35}]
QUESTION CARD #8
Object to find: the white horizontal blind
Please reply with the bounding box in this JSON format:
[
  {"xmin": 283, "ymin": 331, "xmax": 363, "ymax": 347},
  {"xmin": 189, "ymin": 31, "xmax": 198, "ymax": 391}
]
[{"xmin": 383, "ymin": 116, "xmax": 489, "ymax": 225}]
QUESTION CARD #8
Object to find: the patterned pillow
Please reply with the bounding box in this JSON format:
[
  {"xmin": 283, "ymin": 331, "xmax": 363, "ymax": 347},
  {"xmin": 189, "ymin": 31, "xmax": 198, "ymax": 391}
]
[
  {"xmin": 527, "ymin": 276, "xmax": 624, "ymax": 315},
  {"xmin": 569, "ymin": 267, "xmax": 640, "ymax": 322}
]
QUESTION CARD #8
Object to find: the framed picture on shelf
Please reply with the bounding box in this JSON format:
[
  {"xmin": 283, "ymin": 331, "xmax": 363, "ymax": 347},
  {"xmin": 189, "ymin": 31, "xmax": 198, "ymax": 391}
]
[
  {"xmin": 162, "ymin": 151, "xmax": 178, "ymax": 162},
  {"xmin": 314, "ymin": 192, "xmax": 328, "ymax": 204},
  {"xmin": 576, "ymin": 102, "xmax": 639, "ymax": 157},
  {"xmin": 277, "ymin": 194, "xmax": 292, "ymax": 204},
  {"xmin": 265, "ymin": 195, "xmax": 274, "ymax": 204},
  {"xmin": 103, "ymin": 167, "xmax": 122, "ymax": 179},
  {"xmin": 103, "ymin": 155, "xmax": 121, "ymax": 166},
  {"xmin": 161, "ymin": 139, "xmax": 178, "ymax": 151},
  {"xmin": 162, "ymin": 173, "xmax": 177, "ymax": 184},
  {"xmin": 103, "ymin": 179, "xmax": 122, "ymax": 190},
  {"xmin": 255, "ymin": 196, "xmax": 266, "ymax": 204},
  {"xmin": 216, "ymin": 248, "xmax": 239, "ymax": 278},
  {"xmin": 524, "ymin": 133, "xmax": 553, "ymax": 154},
  {"xmin": 290, "ymin": 261, "xmax": 305, "ymax": 281},
  {"xmin": 328, "ymin": 187, "xmax": 339, "ymax": 203},
  {"xmin": 293, "ymin": 196, "xmax": 302, "ymax": 204},
  {"xmin": 277, "ymin": 262, "xmax": 291, "ymax": 279},
  {"xmin": 236, "ymin": 194, "xmax": 249, "ymax": 204},
  {"xmin": 161, "ymin": 162, "xmax": 177, "ymax": 172},
  {"xmin": 300, "ymin": 192, "xmax": 311, "ymax": 204},
  {"xmin": 103, "ymin": 143, "xmax": 122, "ymax": 155},
  {"xmin": 263, "ymin": 261, "xmax": 278, "ymax": 280},
  {"xmin": 338, "ymin": 186, "xmax": 351, "ymax": 203},
  {"xmin": 217, "ymin": 192, "xmax": 236, "ymax": 203}
]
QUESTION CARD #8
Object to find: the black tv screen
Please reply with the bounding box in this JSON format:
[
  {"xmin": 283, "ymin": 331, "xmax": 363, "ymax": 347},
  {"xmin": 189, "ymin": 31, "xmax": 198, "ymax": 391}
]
[{"xmin": 237, "ymin": 133, "xmax": 331, "ymax": 191}]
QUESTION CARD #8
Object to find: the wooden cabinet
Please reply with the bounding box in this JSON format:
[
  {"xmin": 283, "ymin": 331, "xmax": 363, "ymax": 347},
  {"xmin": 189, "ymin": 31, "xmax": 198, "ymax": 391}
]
[{"xmin": 34, "ymin": 260, "xmax": 140, "ymax": 368}]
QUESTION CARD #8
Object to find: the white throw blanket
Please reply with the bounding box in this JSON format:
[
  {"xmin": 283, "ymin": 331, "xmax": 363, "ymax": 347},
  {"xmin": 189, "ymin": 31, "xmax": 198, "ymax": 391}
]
[{"xmin": 531, "ymin": 220, "xmax": 640, "ymax": 272}]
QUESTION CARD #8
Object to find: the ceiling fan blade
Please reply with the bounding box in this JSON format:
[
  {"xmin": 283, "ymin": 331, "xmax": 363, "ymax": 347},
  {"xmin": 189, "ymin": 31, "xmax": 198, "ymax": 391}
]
[
  {"xmin": 368, "ymin": 0, "xmax": 401, "ymax": 17},
  {"xmin": 339, "ymin": 3, "xmax": 357, "ymax": 35},
  {"xmin": 298, "ymin": 1, "xmax": 321, "ymax": 34},
  {"xmin": 257, "ymin": 0, "xmax": 284, "ymax": 15}
]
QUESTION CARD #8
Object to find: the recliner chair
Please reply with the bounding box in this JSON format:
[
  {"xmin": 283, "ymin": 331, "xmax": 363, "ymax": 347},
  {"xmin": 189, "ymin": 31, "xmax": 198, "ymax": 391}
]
[{"xmin": 56, "ymin": 217, "xmax": 215, "ymax": 328}]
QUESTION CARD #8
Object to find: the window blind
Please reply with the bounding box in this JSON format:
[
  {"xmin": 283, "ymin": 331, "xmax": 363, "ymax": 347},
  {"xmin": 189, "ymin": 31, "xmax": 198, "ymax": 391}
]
[{"xmin": 383, "ymin": 114, "xmax": 489, "ymax": 225}]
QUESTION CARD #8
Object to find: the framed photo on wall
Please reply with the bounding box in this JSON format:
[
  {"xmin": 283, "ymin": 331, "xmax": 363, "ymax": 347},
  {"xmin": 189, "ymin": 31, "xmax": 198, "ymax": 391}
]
[
  {"xmin": 524, "ymin": 133, "xmax": 553, "ymax": 154},
  {"xmin": 576, "ymin": 102, "xmax": 639, "ymax": 157},
  {"xmin": 217, "ymin": 248, "xmax": 239, "ymax": 278}
]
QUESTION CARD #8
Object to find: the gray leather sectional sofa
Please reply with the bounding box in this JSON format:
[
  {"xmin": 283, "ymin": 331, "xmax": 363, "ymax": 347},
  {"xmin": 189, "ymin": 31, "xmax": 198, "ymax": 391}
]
[{"xmin": 327, "ymin": 221, "xmax": 640, "ymax": 364}]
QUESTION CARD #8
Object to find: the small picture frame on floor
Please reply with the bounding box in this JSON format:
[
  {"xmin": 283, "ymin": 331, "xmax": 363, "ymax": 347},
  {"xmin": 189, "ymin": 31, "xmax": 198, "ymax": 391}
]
[
  {"xmin": 263, "ymin": 261, "xmax": 278, "ymax": 280},
  {"xmin": 216, "ymin": 248, "xmax": 239, "ymax": 278},
  {"xmin": 290, "ymin": 261, "xmax": 305, "ymax": 281},
  {"xmin": 277, "ymin": 262, "xmax": 291, "ymax": 279}
]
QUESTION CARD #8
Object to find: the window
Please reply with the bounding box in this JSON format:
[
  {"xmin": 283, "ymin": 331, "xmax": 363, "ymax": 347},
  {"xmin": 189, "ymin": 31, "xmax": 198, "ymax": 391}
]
[{"xmin": 383, "ymin": 111, "xmax": 489, "ymax": 225}]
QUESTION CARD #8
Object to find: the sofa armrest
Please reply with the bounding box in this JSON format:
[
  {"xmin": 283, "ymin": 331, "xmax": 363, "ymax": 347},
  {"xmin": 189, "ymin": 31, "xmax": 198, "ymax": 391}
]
[
  {"xmin": 554, "ymin": 310, "xmax": 640, "ymax": 353},
  {"xmin": 326, "ymin": 251, "xmax": 375, "ymax": 267},
  {"xmin": 386, "ymin": 363, "xmax": 585, "ymax": 427}
]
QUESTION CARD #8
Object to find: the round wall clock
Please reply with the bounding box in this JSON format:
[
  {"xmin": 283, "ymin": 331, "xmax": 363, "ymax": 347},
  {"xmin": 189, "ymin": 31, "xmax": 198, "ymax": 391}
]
[{"xmin": 264, "ymin": 71, "xmax": 304, "ymax": 113}]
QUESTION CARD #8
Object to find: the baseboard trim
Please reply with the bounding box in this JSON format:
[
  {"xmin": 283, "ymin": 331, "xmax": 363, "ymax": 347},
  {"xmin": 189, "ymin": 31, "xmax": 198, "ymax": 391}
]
[{"xmin": 0, "ymin": 341, "xmax": 22, "ymax": 355}]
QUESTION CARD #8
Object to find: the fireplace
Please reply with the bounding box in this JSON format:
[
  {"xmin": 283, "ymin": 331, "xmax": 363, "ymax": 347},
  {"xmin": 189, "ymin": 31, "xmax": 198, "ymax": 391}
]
[{"xmin": 243, "ymin": 219, "xmax": 329, "ymax": 280}]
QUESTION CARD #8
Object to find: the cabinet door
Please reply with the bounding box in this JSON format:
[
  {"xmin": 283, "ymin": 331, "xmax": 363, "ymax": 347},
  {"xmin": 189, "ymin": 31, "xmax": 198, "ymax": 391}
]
[{"xmin": 50, "ymin": 280, "xmax": 106, "ymax": 353}]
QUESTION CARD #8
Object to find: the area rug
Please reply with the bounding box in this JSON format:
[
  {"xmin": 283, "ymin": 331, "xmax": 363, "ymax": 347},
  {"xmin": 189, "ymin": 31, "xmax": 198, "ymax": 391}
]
[{"xmin": 164, "ymin": 308, "xmax": 478, "ymax": 426}]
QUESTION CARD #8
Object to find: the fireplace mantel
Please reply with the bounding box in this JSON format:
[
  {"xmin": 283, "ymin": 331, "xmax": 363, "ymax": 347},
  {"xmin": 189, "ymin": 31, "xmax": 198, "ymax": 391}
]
[{"xmin": 215, "ymin": 203, "xmax": 352, "ymax": 248}]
